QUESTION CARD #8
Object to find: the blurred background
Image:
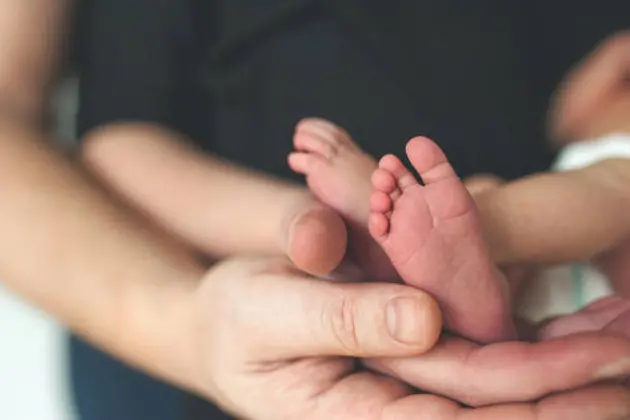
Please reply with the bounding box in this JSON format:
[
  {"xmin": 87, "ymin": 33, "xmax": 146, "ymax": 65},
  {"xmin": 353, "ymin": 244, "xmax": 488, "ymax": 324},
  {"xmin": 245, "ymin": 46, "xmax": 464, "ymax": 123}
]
[
  {"xmin": 0, "ymin": 3, "xmax": 627, "ymax": 420},
  {"xmin": 0, "ymin": 76, "xmax": 79, "ymax": 420}
]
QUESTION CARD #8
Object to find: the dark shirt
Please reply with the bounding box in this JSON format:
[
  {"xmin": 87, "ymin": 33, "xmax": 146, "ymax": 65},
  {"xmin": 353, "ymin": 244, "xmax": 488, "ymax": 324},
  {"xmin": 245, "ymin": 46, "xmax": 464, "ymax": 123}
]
[{"xmin": 72, "ymin": 1, "xmax": 630, "ymax": 419}]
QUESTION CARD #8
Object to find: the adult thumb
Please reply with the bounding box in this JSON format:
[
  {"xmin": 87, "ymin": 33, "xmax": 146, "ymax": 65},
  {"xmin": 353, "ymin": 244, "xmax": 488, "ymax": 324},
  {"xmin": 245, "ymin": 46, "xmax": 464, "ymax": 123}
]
[{"xmin": 247, "ymin": 271, "xmax": 442, "ymax": 359}]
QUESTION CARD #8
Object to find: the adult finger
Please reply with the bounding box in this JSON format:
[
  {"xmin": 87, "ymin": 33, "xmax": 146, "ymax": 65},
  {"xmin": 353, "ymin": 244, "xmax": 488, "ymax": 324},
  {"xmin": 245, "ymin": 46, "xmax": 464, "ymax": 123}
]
[
  {"xmin": 213, "ymin": 259, "xmax": 443, "ymax": 360},
  {"xmin": 366, "ymin": 332, "xmax": 630, "ymax": 407},
  {"xmin": 539, "ymin": 296, "xmax": 630, "ymax": 340},
  {"xmin": 382, "ymin": 384, "xmax": 630, "ymax": 420}
]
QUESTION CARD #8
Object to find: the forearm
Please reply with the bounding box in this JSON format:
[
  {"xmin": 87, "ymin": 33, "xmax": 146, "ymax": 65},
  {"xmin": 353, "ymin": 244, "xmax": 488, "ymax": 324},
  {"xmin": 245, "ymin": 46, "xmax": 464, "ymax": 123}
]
[
  {"xmin": 0, "ymin": 118, "xmax": 206, "ymax": 394},
  {"xmin": 81, "ymin": 122, "xmax": 309, "ymax": 257},
  {"xmin": 477, "ymin": 159, "xmax": 630, "ymax": 265}
]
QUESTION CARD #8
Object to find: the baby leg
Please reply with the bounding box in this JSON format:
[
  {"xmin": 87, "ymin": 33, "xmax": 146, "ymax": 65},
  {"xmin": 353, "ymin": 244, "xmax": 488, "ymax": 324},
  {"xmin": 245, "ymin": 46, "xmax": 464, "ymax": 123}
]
[
  {"xmin": 369, "ymin": 137, "xmax": 515, "ymax": 343},
  {"xmin": 82, "ymin": 122, "xmax": 347, "ymax": 275}
]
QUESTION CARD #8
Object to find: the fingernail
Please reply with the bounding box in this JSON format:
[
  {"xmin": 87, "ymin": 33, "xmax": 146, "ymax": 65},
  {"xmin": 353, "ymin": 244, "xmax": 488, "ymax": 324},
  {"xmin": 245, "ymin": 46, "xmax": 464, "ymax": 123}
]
[
  {"xmin": 386, "ymin": 297, "xmax": 424, "ymax": 344},
  {"xmin": 593, "ymin": 357, "xmax": 630, "ymax": 381}
]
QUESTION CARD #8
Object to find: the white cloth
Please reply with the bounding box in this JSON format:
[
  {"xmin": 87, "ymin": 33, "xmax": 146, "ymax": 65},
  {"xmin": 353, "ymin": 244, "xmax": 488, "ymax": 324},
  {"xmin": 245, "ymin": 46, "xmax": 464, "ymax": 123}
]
[
  {"xmin": 552, "ymin": 132, "xmax": 630, "ymax": 171},
  {"xmin": 517, "ymin": 264, "xmax": 613, "ymax": 323},
  {"xmin": 517, "ymin": 133, "xmax": 630, "ymax": 322}
]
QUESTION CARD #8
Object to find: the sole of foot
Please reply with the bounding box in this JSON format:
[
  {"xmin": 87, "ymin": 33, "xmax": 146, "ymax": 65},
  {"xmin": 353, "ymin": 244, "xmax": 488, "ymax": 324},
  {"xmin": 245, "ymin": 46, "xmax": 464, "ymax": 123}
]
[{"xmin": 368, "ymin": 136, "xmax": 515, "ymax": 343}]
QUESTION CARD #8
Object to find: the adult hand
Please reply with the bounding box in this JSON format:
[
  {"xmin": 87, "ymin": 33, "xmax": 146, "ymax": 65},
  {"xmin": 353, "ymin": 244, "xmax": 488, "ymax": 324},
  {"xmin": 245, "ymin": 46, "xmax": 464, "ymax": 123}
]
[
  {"xmin": 189, "ymin": 257, "xmax": 630, "ymax": 419},
  {"xmin": 366, "ymin": 329, "xmax": 630, "ymax": 411},
  {"xmin": 193, "ymin": 256, "xmax": 442, "ymax": 419},
  {"xmin": 549, "ymin": 30, "xmax": 630, "ymax": 143}
]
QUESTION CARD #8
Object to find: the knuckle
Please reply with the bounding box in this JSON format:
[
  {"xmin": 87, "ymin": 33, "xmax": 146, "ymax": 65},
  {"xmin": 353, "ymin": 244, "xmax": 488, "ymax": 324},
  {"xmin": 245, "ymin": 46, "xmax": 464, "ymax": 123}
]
[
  {"xmin": 323, "ymin": 142, "xmax": 338, "ymax": 159},
  {"xmin": 324, "ymin": 296, "xmax": 362, "ymax": 353}
]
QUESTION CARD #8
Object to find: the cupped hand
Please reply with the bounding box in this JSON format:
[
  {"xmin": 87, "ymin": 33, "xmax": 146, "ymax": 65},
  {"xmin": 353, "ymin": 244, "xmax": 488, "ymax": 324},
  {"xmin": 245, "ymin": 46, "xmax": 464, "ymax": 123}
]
[
  {"xmin": 192, "ymin": 256, "xmax": 443, "ymax": 419},
  {"xmin": 189, "ymin": 257, "xmax": 630, "ymax": 420}
]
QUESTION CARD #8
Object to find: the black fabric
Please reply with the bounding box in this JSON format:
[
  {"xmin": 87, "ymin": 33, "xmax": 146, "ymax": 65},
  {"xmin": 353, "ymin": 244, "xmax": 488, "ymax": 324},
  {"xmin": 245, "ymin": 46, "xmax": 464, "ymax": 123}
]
[
  {"xmin": 76, "ymin": 0, "xmax": 213, "ymax": 142},
  {"xmin": 73, "ymin": 1, "xmax": 630, "ymax": 419}
]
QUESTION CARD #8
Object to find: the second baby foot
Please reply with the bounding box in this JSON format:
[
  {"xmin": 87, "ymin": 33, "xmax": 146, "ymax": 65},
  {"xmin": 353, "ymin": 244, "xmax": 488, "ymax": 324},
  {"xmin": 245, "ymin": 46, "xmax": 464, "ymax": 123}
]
[
  {"xmin": 288, "ymin": 118, "xmax": 398, "ymax": 281},
  {"xmin": 369, "ymin": 137, "xmax": 516, "ymax": 343}
]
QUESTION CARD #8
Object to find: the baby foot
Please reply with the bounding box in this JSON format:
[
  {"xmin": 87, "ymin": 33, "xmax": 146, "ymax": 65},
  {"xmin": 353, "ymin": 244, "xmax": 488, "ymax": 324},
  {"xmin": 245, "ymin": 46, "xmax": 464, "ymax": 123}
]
[
  {"xmin": 369, "ymin": 137, "xmax": 515, "ymax": 343},
  {"xmin": 288, "ymin": 118, "xmax": 398, "ymax": 281},
  {"xmin": 280, "ymin": 193, "xmax": 348, "ymax": 276}
]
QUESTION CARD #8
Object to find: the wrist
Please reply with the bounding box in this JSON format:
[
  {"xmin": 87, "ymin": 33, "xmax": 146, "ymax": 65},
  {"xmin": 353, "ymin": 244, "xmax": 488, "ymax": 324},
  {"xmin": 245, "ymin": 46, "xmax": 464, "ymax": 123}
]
[
  {"xmin": 75, "ymin": 258, "xmax": 209, "ymax": 399},
  {"xmin": 149, "ymin": 270, "xmax": 205, "ymax": 395},
  {"xmin": 123, "ymin": 263, "xmax": 207, "ymax": 397}
]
